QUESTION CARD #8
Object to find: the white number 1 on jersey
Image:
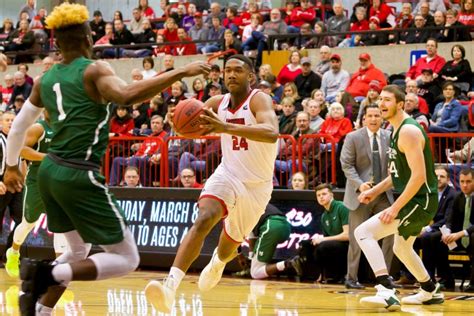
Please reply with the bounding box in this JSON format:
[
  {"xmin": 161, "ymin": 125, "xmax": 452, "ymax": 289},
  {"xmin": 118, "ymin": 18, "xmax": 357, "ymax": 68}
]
[{"xmin": 53, "ymin": 83, "xmax": 67, "ymax": 121}]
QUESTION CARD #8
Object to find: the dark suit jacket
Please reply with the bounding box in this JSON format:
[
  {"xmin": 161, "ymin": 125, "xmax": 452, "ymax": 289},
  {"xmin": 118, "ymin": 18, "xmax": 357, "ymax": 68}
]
[
  {"xmin": 446, "ymin": 192, "xmax": 474, "ymax": 237},
  {"xmin": 430, "ymin": 185, "xmax": 456, "ymax": 231}
]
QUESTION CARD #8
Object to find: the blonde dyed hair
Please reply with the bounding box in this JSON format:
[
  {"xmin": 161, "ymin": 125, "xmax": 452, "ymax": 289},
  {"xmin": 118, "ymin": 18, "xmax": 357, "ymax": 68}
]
[{"xmin": 45, "ymin": 3, "xmax": 89, "ymax": 30}]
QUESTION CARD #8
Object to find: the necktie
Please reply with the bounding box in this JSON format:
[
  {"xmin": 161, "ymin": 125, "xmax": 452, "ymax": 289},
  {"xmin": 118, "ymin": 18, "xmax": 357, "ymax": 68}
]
[
  {"xmin": 462, "ymin": 196, "xmax": 471, "ymax": 248},
  {"xmin": 372, "ymin": 133, "xmax": 382, "ymax": 184}
]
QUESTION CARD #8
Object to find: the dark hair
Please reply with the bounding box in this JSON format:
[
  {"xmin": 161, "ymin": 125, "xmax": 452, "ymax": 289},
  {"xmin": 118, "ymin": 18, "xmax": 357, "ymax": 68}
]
[
  {"xmin": 114, "ymin": 10, "xmax": 124, "ymax": 21},
  {"xmin": 451, "ymin": 44, "xmax": 465, "ymax": 59},
  {"xmin": 442, "ymin": 80, "xmax": 455, "ymax": 91},
  {"xmin": 55, "ymin": 23, "xmax": 91, "ymax": 51},
  {"xmin": 362, "ymin": 104, "xmax": 381, "ymax": 118},
  {"xmin": 142, "ymin": 56, "xmax": 154, "ymax": 68},
  {"xmin": 113, "ymin": 104, "xmax": 132, "ymax": 121},
  {"xmin": 460, "ymin": 168, "xmax": 474, "ymax": 177},
  {"xmin": 382, "ymin": 84, "xmax": 405, "ymax": 103},
  {"xmin": 227, "ymin": 7, "xmax": 238, "ymax": 16},
  {"xmin": 435, "ymin": 165, "xmax": 450, "ymax": 176},
  {"xmin": 18, "ymin": 63, "xmax": 28, "ymax": 71},
  {"xmin": 426, "ymin": 38, "xmax": 438, "ymax": 47},
  {"xmin": 138, "ymin": 0, "xmax": 149, "ymax": 10},
  {"xmin": 315, "ymin": 183, "xmax": 333, "ymax": 193},
  {"xmin": 290, "ymin": 171, "xmax": 309, "ymax": 190},
  {"xmin": 226, "ymin": 54, "xmax": 255, "ymax": 72}
]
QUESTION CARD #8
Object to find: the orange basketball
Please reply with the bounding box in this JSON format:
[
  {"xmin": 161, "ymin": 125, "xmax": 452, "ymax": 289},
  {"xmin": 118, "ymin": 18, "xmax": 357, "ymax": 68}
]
[{"xmin": 172, "ymin": 99, "xmax": 206, "ymax": 138}]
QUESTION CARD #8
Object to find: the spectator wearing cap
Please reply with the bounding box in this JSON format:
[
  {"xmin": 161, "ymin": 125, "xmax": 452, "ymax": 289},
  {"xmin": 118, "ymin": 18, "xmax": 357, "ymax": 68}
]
[
  {"xmin": 418, "ymin": 68, "xmax": 442, "ymax": 112},
  {"xmin": 405, "ymin": 79, "xmax": 430, "ymax": 115},
  {"xmin": 202, "ymin": 64, "xmax": 226, "ymax": 102},
  {"xmin": 326, "ymin": 2, "xmax": 350, "ymax": 44},
  {"xmin": 286, "ymin": 0, "xmax": 316, "ymax": 33},
  {"xmin": 429, "ymin": 81, "xmax": 464, "ymax": 133},
  {"xmin": 189, "ymin": 12, "xmax": 209, "ymax": 54},
  {"xmin": 361, "ymin": 16, "xmax": 388, "ymax": 46},
  {"xmin": 295, "ymin": 57, "xmax": 321, "ymax": 100},
  {"xmin": 346, "ymin": 53, "xmax": 386, "ymax": 99},
  {"xmin": 208, "ymin": 82, "xmax": 222, "ymax": 97},
  {"xmin": 277, "ymin": 51, "xmax": 303, "ymax": 86},
  {"xmin": 242, "ymin": 8, "xmax": 287, "ymax": 69},
  {"xmin": 401, "ymin": 14, "xmax": 431, "ymax": 44},
  {"xmin": 7, "ymin": 95, "xmax": 25, "ymax": 114},
  {"xmin": 313, "ymin": 46, "xmax": 332, "ymax": 78},
  {"xmin": 355, "ymin": 80, "xmax": 381, "ymax": 128},
  {"xmin": 321, "ymin": 54, "xmax": 350, "ymax": 103},
  {"xmin": 258, "ymin": 79, "xmax": 272, "ymax": 95},
  {"xmin": 405, "ymin": 38, "xmax": 446, "ymax": 82},
  {"xmin": 90, "ymin": 10, "xmax": 106, "ymax": 43}
]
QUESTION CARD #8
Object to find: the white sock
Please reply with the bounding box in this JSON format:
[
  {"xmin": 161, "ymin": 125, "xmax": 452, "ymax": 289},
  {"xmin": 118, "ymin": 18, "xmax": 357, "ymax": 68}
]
[
  {"xmin": 35, "ymin": 303, "xmax": 53, "ymax": 316},
  {"xmin": 167, "ymin": 267, "xmax": 185, "ymax": 291},
  {"xmin": 51, "ymin": 263, "xmax": 73, "ymax": 284},
  {"xmin": 276, "ymin": 261, "xmax": 286, "ymax": 272},
  {"xmin": 13, "ymin": 220, "xmax": 35, "ymax": 247}
]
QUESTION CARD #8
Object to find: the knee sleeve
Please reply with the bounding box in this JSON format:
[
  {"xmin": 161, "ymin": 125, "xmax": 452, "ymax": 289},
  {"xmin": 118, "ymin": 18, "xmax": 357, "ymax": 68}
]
[
  {"xmin": 54, "ymin": 231, "xmax": 91, "ymax": 264},
  {"xmin": 89, "ymin": 229, "xmax": 139, "ymax": 280},
  {"xmin": 250, "ymin": 257, "xmax": 268, "ymax": 279}
]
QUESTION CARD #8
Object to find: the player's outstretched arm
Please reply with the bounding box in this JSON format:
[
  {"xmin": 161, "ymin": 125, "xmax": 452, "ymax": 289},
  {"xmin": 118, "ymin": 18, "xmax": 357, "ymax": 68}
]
[
  {"xmin": 5, "ymin": 82, "xmax": 44, "ymax": 192},
  {"xmin": 391, "ymin": 125, "xmax": 427, "ymax": 212},
  {"xmin": 90, "ymin": 60, "xmax": 211, "ymax": 105},
  {"xmin": 20, "ymin": 123, "xmax": 47, "ymax": 161},
  {"xmin": 201, "ymin": 92, "xmax": 278, "ymax": 143}
]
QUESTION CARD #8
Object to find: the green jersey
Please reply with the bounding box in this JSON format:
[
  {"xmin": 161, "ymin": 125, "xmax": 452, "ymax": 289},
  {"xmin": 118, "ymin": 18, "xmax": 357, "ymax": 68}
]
[
  {"xmin": 40, "ymin": 57, "xmax": 109, "ymax": 165},
  {"xmin": 27, "ymin": 120, "xmax": 53, "ymax": 179},
  {"xmin": 388, "ymin": 117, "xmax": 437, "ymax": 196},
  {"xmin": 321, "ymin": 200, "xmax": 349, "ymax": 237}
]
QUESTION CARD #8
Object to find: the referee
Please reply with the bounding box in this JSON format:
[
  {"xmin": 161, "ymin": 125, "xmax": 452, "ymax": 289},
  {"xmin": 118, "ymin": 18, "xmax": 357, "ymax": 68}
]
[{"xmin": 0, "ymin": 111, "xmax": 23, "ymax": 262}]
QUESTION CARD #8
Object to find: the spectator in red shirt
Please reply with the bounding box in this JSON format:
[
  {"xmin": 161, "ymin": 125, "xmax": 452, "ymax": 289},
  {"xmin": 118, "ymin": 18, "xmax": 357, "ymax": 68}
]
[
  {"xmin": 192, "ymin": 78, "xmax": 205, "ymax": 101},
  {"xmin": 179, "ymin": 168, "xmax": 203, "ymax": 188},
  {"xmin": 163, "ymin": 17, "xmax": 179, "ymax": 43},
  {"xmin": 370, "ymin": 0, "xmax": 394, "ymax": 28},
  {"xmin": 277, "ymin": 50, "xmax": 303, "ymax": 85},
  {"xmin": 287, "ymin": 0, "xmax": 316, "ymax": 33},
  {"xmin": 110, "ymin": 104, "xmax": 135, "ymax": 137},
  {"xmin": 319, "ymin": 102, "xmax": 353, "ymax": 144},
  {"xmin": 405, "ymin": 38, "xmax": 446, "ymax": 82},
  {"xmin": 346, "ymin": 53, "xmax": 387, "ymax": 98},
  {"xmin": 153, "ymin": 34, "xmax": 172, "ymax": 56},
  {"xmin": 458, "ymin": 0, "xmax": 474, "ymax": 29},
  {"xmin": 139, "ymin": 0, "xmax": 156, "ymax": 20},
  {"xmin": 394, "ymin": 2, "xmax": 414, "ymax": 29},
  {"xmin": 222, "ymin": 6, "xmax": 242, "ymax": 34},
  {"xmin": 109, "ymin": 115, "xmax": 167, "ymax": 186},
  {"xmin": 1, "ymin": 73, "xmax": 14, "ymax": 108},
  {"xmin": 174, "ymin": 28, "xmax": 197, "ymax": 56}
]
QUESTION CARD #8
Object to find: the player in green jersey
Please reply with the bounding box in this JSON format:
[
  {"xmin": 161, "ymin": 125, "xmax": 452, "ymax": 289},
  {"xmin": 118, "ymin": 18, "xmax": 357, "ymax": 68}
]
[
  {"xmin": 5, "ymin": 112, "xmax": 69, "ymax": 278},
  {"xmin": 356, "ymin": 85, "xmax": 443, "ymax": 311},
  {"xmin": 3, "ymin": 3, "xmax": 211, "ymax": 315}
]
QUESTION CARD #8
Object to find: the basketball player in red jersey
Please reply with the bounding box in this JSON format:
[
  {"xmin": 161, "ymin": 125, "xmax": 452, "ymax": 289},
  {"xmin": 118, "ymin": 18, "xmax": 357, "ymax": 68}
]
[{"xmin": 145, "ymin": 55, "xmax": 279, "ymax": 313}]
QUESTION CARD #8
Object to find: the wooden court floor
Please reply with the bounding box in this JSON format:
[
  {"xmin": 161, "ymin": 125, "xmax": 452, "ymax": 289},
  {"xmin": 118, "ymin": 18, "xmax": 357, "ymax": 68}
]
[{"xmin": 1, "ymin": 269, "xmax": 473, "ymax": 315}]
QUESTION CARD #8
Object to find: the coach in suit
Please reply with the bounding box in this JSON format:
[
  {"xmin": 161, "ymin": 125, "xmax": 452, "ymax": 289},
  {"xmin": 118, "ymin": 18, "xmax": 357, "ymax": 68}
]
[
  {"xmin": 340, "ymin": 105, "xmax": 394, "ymax": 289},
  {"xmin": 442, "ymin": 169, "xmax": 474, "ymax": 292}
]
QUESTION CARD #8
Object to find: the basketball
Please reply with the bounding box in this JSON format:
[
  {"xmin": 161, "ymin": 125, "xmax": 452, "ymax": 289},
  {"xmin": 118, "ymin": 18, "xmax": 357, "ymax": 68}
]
[{"xmin": 172, "ymin": 98, "xmax": 206, "ymax": 138}]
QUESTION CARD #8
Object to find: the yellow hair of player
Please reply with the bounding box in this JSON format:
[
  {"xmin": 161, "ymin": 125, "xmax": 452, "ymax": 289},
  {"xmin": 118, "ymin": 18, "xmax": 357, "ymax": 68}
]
[{"xmin": 45, "ymin": 3, "xmax": 89, "ymax": 30}]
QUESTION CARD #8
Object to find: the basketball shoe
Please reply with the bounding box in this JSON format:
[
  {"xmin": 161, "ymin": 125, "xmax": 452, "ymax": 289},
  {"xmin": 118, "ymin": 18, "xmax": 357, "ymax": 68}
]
[
  {"xmin": 198, "ymin": 248, "xmax": 226, "ymax": 291},
  {"xmin": 360, "ymin": 284, "xmax": 401, "ymax": 311},
  {"xmin": 144, "ymin": 277, "xmax": 176, "ymax": 313},
  {"xmin": 5, "ymin": 248, "xmax": 20, "ymax": 278},
  {"xmin": 19, "ymin": 258, "xmax": 60, "ymax": 316},
  {"xmin": 401, "ymin": 283, "xmax": 444, "ymax": 305}
]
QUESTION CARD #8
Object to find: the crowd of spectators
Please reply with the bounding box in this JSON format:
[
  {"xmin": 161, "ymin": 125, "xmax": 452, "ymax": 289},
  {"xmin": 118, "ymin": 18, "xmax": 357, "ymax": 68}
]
[{"xmin": 0, "ymin": 0, "xmax": 472, "ymax": 293}]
